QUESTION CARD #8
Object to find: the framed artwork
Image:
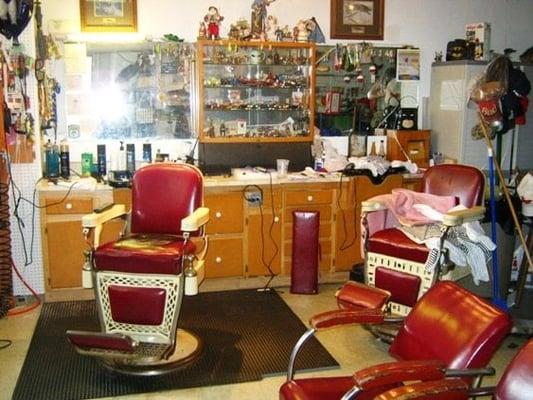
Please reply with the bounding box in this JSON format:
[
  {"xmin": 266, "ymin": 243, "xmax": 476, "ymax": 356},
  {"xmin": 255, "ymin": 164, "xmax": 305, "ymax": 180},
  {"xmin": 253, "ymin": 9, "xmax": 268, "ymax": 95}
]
[
  {"xmin": 80, "ymin": 0, "xmax": 137, "ymax": 32},
  {"xmin": 330, "ymin": 0, "xmax": 384, "ymax": 40},
  {"xmin": 396, "ymin": 48, "xmax": 421, "ymax": 81}
]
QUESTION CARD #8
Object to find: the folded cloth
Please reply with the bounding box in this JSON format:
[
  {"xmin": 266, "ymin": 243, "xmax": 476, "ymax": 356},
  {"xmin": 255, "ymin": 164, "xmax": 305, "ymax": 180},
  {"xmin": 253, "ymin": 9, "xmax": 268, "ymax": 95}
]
[{"xmin": 370, "ymin": 188, "xmax": 457, "ymax": 226}]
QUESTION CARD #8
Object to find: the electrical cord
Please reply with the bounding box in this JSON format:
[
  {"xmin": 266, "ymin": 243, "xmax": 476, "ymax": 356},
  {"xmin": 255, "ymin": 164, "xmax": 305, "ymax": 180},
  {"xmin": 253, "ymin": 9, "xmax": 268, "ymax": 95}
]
[
  {"xmin": 242, "ymin": 175, "xmax": 280, "ymax": 292},
  {"xmin": 0, "ymin": 339, "xmax": 12, "ymax": 350},
  {"xmin": 337, "ymin": 172, "xmax": 358, "ymax": 251}
]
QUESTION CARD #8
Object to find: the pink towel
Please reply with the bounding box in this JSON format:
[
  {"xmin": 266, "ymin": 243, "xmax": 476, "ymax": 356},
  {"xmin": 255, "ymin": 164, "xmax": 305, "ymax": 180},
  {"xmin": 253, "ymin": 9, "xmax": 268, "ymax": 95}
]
[{"xmin": 360, "ymin": 189, "xmax": 457, "ymax": 257}]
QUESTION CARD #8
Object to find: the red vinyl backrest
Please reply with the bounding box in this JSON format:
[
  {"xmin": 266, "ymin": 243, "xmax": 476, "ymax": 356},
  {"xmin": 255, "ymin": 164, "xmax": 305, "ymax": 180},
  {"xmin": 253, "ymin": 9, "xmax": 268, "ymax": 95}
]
[
  {"xmin": 422, "ymin": 164, "xmax": 485, "ymax": 207},
  {"xmin": 130, "ymin": 163, "xmax": 204, "ymax": 235},
  {"xmin": 495, "ymin": 339, "xmax": 533, "ymax": 400},
  {"xmin": 389, "ymin": 281, "xmax": 512, "ymax": 370}
]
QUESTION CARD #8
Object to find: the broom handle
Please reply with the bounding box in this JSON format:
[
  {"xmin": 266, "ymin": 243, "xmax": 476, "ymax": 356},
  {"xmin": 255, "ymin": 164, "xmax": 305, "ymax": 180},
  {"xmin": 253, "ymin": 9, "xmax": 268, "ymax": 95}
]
[{"xmin": 479, "ymin": 117, "xmax": 533, "ymax": 306}]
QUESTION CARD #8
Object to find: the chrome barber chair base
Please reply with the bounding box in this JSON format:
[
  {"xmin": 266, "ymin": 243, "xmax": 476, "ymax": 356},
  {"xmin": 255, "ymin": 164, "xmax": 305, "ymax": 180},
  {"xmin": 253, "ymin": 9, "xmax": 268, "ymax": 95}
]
[{"xmin": 101, "ymin": 329, "xmax": 203, "ymax": 376}]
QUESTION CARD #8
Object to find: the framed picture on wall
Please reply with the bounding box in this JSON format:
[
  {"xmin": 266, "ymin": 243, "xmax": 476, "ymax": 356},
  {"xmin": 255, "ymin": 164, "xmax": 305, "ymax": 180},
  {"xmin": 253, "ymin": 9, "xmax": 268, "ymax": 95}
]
[
  {"xmin": 80, "ymin": 0, "xmax": 138, "ymax": 32},
  {"xmin": 396, "ymin": 48, "xmax": 421, "ymax": 81},
  {"xmin": 330, "ymin": 0, "xmax": 384, "ymax": 40}
]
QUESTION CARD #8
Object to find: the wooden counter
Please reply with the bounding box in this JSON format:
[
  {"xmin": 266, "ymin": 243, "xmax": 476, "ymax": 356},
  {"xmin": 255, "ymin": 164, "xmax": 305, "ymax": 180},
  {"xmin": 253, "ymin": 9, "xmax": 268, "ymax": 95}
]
[{"xmin": 39, "ymin": 172, "xmax": 421, "ymax": 300}]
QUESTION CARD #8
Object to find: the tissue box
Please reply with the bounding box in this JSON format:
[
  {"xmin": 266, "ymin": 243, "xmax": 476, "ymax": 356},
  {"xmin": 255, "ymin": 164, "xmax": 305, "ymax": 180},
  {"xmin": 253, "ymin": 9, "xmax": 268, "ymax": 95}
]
[{"xmin": 465, "ymin": 22, "xmax": 491, "ymax": 61}]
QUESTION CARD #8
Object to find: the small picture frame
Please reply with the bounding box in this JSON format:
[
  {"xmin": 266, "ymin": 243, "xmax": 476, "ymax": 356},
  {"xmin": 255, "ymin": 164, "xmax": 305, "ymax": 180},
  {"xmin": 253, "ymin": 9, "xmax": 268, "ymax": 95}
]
[
  {"xmin": 80, "ymin": 0, "xmax": 137, "ymax": 32},
  {"xmin": 396, "ymin": 48, "xmax": 421, "ymax": 81},
  {"xmin": 330, "ymin": 0, "xmax": 385, "ymax": 40}
]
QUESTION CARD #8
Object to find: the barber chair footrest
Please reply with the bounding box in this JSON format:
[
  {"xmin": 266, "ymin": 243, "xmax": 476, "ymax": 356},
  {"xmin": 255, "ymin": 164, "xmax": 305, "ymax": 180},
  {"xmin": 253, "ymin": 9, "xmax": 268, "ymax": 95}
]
[{"xmin": 68, "ymin": 329, "xmax": 203, "ymax": 375}]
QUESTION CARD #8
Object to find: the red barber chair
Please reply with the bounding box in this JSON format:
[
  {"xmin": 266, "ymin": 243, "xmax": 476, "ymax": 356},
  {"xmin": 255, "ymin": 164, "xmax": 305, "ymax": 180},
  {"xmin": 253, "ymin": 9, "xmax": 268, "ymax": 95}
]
[
  {"xmin": 375, "ymin": 339, "xmax": 533, "ymax": 400},
  {"xmin": 337, "ymin": 164, "xmax": 486, "ymax": 330},
  {"xmin": 67, "ymin": 163, "xmax": 209, "ymax": 375},
  {"xmin": 280, "ymin": 281, "xmax": 512, "ymax": 400}
]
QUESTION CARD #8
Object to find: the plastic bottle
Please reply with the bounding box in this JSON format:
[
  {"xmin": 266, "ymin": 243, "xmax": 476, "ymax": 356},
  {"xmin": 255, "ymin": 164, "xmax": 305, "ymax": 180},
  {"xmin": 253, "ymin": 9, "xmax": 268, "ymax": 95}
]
[
  {"xmin": 59, "ymin": 140, "xmax": 70, "ymax": 180},
  {"xmin": 44, "ymin": 140, "xmax": 60, "ymax": 179}
]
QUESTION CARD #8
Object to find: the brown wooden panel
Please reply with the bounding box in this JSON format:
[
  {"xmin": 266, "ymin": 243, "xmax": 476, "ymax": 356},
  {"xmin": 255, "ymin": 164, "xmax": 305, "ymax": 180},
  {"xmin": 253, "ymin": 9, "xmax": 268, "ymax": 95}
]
[
  {"xmin": 99, "ymin": 219, "xmax": 126, "ymax": 246},
  {"xmin": 335, "ymin": 208, "xmax": 362, "ymax": 270},
  {"xmin": 113, "ymin": 188, "xmax": 132, "ymax": 211},
  {"xmin": 284, "ymin": 189, "xmax": 333, "ymax": 206},
  {"xmin": 205, "ymin": 238, "xmax": 243, "ymax": 278},
  {"xmin": 45, "ymin": 197, "xmax": 93, "ymax": 215},
  {"xmin": 205, "ymin": 192, "xmax": 243, "ymax": 234},
  {"xmin": 354, "ymin": 174, "xmax": 403, "ymax": 204},
  {"xmin": 46, "ymin": 220, "xmax": 86, "ymax": 288},
  {"xmin": 247, "ymin": 213, "xmax": 281, "ymax": 276},
  {"xmin": 403, "ymin": 178, "xmax": 423, "ymax": 192}
]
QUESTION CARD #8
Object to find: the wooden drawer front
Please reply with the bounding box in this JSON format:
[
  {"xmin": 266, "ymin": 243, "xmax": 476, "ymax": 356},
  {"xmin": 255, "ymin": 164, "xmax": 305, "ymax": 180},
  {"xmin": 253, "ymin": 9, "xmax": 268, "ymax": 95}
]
[
  {"xmin": 205, "ymin": 192, "xmax": 243, "ymax": 234},
  {"xmin": 45, "ymin": 197, "xmax": 93, "ymax": 215},
  {"xmin": 284, "ymin": 189, "xmax": 333, "ymax": 206},
  {"xmin": 205, "ymin": 238, "xmax": 243, "ymax": 278}
]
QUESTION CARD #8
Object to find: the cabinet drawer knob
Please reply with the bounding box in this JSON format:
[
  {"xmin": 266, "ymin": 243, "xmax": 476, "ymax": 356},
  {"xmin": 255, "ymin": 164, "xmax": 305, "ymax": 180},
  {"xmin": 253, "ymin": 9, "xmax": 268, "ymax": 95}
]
[
  {"xmin": 274, "ymin": 216, "xmax": 279, "ymax": 223},
  {"xmin": 215, "ymin": 256, "xmax": 222, "ymax": 263},
  {"xmin": 307, "ymin": 195, "xmax": 313, "ymax": 202},
  {"xmin": 215, "ymin": 211, "xmax": 222, "ymax": 218},
  {"xmin": 65, "ymin": 202, "xmax": 73, "ymax": 210}
]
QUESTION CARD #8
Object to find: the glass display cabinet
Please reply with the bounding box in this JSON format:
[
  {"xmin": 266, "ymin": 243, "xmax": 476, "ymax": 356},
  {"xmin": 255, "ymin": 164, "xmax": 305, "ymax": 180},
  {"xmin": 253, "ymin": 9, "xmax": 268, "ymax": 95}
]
[{"xmin": 196, "ymin": 40, "xmax": 316, "ymax": 143}]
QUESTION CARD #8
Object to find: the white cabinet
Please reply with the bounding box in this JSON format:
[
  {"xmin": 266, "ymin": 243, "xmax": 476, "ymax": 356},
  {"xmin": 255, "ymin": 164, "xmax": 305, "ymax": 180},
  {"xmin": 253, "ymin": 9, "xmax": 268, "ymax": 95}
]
[{"xmin": 429, "ymin": 61, "xmax": 533, "ymax": 170}]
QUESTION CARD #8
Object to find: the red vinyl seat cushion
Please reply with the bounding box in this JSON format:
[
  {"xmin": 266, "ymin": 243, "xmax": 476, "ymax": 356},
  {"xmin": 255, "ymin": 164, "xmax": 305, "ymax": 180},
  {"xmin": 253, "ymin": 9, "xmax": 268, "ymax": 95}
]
[
  {"xmin": 368, "ymin": 228, "xmax": 429, "ymax": 264},
  {"xmin": 94, "ymin": 233, "xmax": 196, "ymax": 275}
]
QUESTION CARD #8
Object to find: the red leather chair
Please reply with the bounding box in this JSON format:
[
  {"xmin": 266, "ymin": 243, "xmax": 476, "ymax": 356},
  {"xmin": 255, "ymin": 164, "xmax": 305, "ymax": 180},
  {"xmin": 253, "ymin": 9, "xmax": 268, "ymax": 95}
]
[
  {"xmin": 337, "ymin": 164, "xmax": 486, "ymax": 321},
  {"xmin": 375, "ymin": 339, "xmax": 533, "ymax": 400},
  {"xmin": 280, "ymin": 281, "xmax": 512, "ymax": 400},
  {"xmin": 66, "ymin": 163, "xmax": 209, "ymax": 375}
]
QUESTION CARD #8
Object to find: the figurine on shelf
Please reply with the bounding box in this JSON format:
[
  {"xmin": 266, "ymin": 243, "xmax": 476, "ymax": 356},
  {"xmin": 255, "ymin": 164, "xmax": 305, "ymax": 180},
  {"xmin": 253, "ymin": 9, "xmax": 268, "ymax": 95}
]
[
  {"xmin": 198, "ymin": 21, "xmax": 207, "ymax": 39},
  {"xmin": 294, "ymin": 19, "xmax": 309, "ymax": 42},
  {"xmin": 251, "ymin": 0, "xmax": 275, "ymax": 38},
  {"xmin": 265, "ymin": 15, "xmax": 278, "ymax": 41},
  {"xmin": 204, "ymin": 6, "xmax": 224, "ymax": 40}
]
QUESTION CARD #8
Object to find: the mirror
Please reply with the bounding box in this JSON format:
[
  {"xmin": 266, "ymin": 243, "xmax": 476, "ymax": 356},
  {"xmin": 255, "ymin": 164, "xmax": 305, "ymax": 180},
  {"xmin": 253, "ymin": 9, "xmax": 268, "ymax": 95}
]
[{"xmin": 61, "ymin": 41, "xmax": 196, "ymax": 142}]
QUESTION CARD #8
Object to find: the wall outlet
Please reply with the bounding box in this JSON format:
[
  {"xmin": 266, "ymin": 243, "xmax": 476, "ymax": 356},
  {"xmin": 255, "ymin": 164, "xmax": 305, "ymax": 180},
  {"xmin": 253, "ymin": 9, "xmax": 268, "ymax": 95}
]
[{"xmin": 246, "ymin": 192, "xmax": 263, "ymax": 206}]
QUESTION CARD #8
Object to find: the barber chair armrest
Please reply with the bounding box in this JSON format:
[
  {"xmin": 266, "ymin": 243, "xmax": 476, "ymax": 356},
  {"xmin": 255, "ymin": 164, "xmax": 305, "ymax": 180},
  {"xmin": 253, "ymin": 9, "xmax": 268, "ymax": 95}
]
[
  {"xmin": 374, "ymin": 378, "xmax": 469, "ymax": 400},
  {"xmin": 362, "ymin": 200, "xmax": 388, "ymax": 213},
  {"xmin": 353, "ymin": 360, "xmax": 447, "ymax": 391},
  {"xmin": 442, "ymin": 206, "xmax": 485, "ymax": 226},
  {"xmin": 82, "ymin": 204, "xmax": 128, "ymax": 228},
  {"xmin": 181, "ymin": 207, "xmax": 210, "ymax": 232},
  {"xmin": 310, "ymin": 309, "xmax": 386, "ymax": 329}
]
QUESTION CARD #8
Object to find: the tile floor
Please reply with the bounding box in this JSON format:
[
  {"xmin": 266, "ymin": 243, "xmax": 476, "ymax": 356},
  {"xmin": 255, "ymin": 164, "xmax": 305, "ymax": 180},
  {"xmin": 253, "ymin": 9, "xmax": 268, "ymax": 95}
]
[{"xmin": 0, "ymin": 284, "xmax": 528, "ymax": 400}]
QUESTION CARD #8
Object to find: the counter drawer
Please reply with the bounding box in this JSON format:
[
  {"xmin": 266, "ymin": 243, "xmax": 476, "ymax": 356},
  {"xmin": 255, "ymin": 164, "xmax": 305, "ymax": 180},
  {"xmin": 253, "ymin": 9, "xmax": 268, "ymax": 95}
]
[
  {"xmin": 205, "ymin": 192, "xmax": 244, "ymax": 234},
  {"xmin": 45, "ymin": 197, "xmax": 94, "ymax": 215},
  {"xmin": 284, "ymin": 189, "xmax": 333, "ymax": 206},
  {"xmin": 205, "ymin": 238, "xmax": 243, "ymax": 278}
]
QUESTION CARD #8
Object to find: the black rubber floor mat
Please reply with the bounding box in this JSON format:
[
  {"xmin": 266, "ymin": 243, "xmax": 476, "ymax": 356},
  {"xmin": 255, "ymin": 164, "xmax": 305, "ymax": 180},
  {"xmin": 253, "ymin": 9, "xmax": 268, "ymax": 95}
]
[{"xmin": 13, "ymin": 289, "xmax": 338, "ymax": 400}]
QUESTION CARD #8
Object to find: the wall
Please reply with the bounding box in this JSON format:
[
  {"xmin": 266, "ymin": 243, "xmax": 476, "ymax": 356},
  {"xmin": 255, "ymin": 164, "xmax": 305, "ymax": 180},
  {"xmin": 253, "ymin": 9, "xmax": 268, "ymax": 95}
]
[
  {"xmin": 42, "ymin": 0, "xmax": 533, "ymax": 104},
  {"xmin": 10, "ymin": 0, "xmax": 533, "ymax": 295}
]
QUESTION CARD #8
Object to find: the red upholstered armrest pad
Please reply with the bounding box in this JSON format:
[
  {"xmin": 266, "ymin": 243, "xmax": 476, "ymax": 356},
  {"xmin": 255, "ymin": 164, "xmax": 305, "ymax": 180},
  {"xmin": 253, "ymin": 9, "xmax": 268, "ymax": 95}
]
[
  {"xmin": 66, "ymin": 330, "xmax": 137, "ymax": 352},
  {"xmin": 336, "ymin": 281, "xmax": 391, "ymax": 310},
  {"xmin": 310, "ymin": 309, "xmax": 385, "ymax": 329},
  {"xmin": 375, "ymin": 378, "xmax": 469, "ymax": 400},
  {"xmin": 353, "ymin": 360, "xmax": 446, "ymax": 391}
]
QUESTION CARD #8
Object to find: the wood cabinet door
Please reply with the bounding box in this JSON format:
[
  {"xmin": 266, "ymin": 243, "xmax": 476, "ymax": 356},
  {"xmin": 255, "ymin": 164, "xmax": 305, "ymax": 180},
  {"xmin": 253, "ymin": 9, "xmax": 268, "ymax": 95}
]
[
  {"xmin": 247, "ymin": 212, "xmax": 281, "ymax": 276},
  {"xmin": 205, "ymin": 192, "xmax": 243, "ymax": 234},
  {"xmin": 205, "ymin": 238, "xmax": 243, "ymax": 278},
  {"xmin": 46, "ymin": 220, "xmax": 86, "ymax": 288}
]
